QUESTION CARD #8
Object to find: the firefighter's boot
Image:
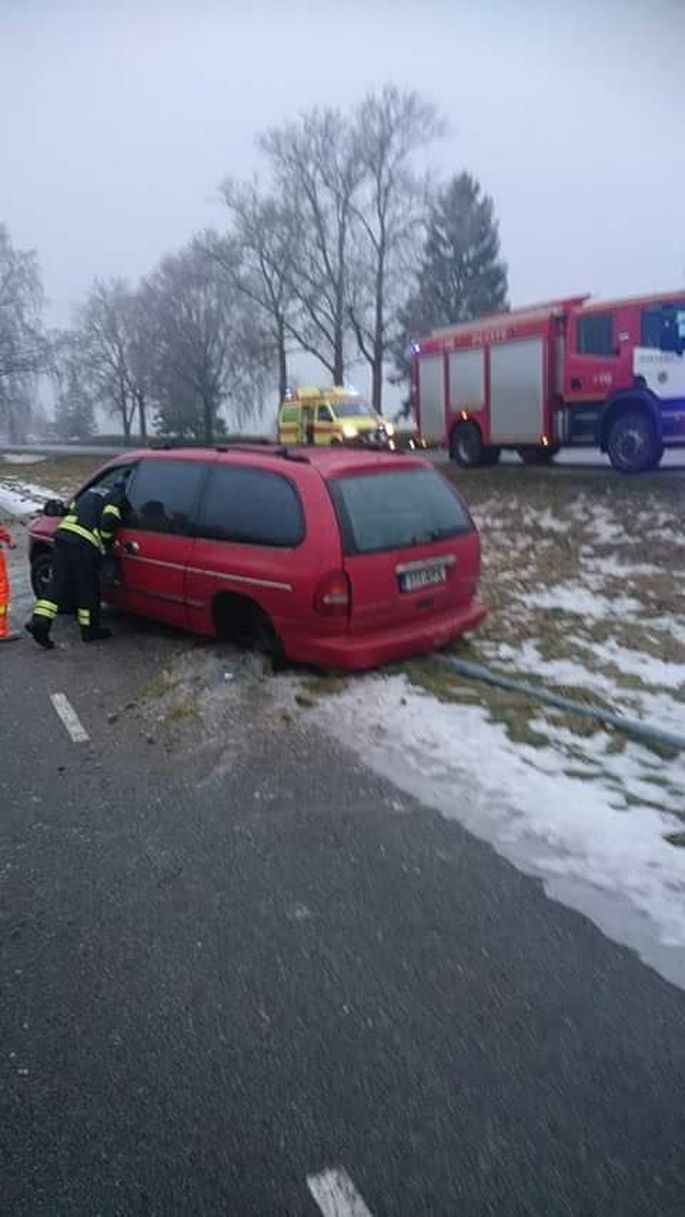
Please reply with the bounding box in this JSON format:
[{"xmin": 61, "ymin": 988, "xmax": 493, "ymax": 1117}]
[{"xmin": 25, "ymin": 620, "xmax": 55, "ymax": 649}]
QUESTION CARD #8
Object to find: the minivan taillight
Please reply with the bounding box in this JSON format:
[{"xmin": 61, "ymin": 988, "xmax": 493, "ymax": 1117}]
[{"xmin": 314, "ymin": 570, "xmax": 351, "ymax": 617}]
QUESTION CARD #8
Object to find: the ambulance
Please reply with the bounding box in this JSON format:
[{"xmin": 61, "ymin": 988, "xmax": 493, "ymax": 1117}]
[{"xmin": 277, "ymin": 386, "xmax": 396, "ymax": 448}]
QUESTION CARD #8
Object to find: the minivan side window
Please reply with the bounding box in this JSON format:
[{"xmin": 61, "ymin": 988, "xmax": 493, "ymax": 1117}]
[
  {"xmin": 198, "ymin": 464, "xmax": 305, "ymax": 547},
  {"xmin": 577, "ymin": 312, "xmax": 615, "ymax": 356},
  {"xmin": 318, "ymin": 405, "xmax": 334, "ymax": 423},
  {"xmin": 77, "ymin": 464, "xmax": 136, "ymax": 501},
  {"xmin": 126, "ymin": 459, "xmax": 206, "ymax": 534}
]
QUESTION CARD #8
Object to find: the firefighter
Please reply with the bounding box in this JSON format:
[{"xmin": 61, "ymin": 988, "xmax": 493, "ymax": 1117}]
[
  {"xmin": 26, "ymin": 480, "xmax": 127, "ymax": 649},
  {"xmin": 0, "ymin": 522, "xmax": 20, "ymax": 644}
]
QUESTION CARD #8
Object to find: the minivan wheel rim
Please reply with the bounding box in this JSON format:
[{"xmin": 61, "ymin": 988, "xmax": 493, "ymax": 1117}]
[{"xmin": 37, "ymin": 564, "xmax": 53, "ymax": 595}]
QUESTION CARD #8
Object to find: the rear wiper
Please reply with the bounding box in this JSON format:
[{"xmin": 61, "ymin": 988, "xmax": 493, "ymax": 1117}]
[{"xmin": 428, "ymin": 526, "xmax": 459, "ymax": 540}]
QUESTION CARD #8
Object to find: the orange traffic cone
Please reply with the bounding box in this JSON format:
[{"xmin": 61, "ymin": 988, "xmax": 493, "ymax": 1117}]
[{"xmin": 0, "ymin": 529, "xmax": 20, "ymax": 643}]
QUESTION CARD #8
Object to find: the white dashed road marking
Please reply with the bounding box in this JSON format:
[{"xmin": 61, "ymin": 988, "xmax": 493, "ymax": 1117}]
[
  {"xmin": 50, "ymin": 693, "xmax": 90, "ymax": 743},
  {"xmin": 306, "ymin": 1168, "xmax": 374, "ymax": 1217}
]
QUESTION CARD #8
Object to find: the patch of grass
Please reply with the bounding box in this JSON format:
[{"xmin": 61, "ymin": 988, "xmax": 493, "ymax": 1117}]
[
  {"xmin": 0, "ymin": 454, "xmax": 104, "ymax": 497},
  {"xmin": 163, "ymin": 697, "xmax": 200, "ymax": 726},
  {"xmin": 139, "ymin": 674, "xmax": 176, "ymax": 700},
  {"xmin": 295, "ymin": 691, "xmax": 316, "ymax": 709},
  {"xmin": 302, "ymin": 673, "xmax": 350, "ymax": 698},
  {"xmin": 401, "ymin": 656, "xmax": 550, "ymax": 748}
]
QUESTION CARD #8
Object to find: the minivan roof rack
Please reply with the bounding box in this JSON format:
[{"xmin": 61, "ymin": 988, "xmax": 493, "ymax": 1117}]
[{"xmin": 216, "ymin": 442, "xmax": 311, "ymax": 464}]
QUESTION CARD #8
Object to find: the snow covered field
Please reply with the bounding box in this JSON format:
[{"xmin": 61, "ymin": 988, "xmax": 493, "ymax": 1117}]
[
  {"xmin": 0, "ymin": 451, "xmax": 99, "ymax": 515},
  {"xmin": 285, "ymin": 466, "xmax": 685, "ymax": 982}
]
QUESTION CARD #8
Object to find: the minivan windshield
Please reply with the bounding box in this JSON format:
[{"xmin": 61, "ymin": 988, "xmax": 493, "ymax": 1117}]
[{"xmin": 329, "ymin": 468, "xmax": 472, "ymax": 555}]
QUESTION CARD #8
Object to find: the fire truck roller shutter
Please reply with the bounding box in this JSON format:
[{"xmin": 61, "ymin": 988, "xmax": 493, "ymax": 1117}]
[
  {"xmin": 418, "ymin": 354, "xmax": 445, "ymax": 441},
  {"xmin": 449, "ymin": 348, "xmax": 485, "ymax": 412},
  {"xmin": 490, "ymin": 337, "xmax": 545, "ymax": 444}
]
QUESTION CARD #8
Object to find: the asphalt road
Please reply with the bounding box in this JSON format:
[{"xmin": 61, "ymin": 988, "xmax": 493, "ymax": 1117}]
[{"xmin": 2, "ymin": 533, "xmax": 685, "ymax": 1216}]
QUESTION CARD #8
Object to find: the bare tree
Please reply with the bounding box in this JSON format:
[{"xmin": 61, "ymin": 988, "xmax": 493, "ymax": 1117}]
[
  {"xmin": 0, "ymin": 223, "xmax": 46, "ymax": 439},
  {"xmin": 145, "ymin": 239, "xmax": 272, "ymax": 443},
  {"xmin": 123, "ymin": 288, "xmax": 155, "ymax": 440},
  {"xmin": 259, "ymin": 108, "xmax": 363, "ymax": 383},
  {"xmin": 78, "ymin": 279, "xmax": 136, "ymax": 440},
  {"xmin": 348, "ymin": 86, "xmax": 444, "ymax": 411},
  {"xmin": 211, "ymin": 181, "xmax": 299, "ymax": 400}
]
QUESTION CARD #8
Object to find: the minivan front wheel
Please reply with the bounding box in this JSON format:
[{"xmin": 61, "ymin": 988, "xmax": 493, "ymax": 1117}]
[
  {"xmin": 30, "ymin": 550, "xmax": 75, "ymax": 614},
  {"xmin": 31, "ymin": 551, "xmax": 54, "ymax": 599}
]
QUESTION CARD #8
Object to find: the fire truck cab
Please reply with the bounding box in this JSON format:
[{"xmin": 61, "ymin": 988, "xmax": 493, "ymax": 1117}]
[{"xmin": 411, "ymin": 290, "xmax": 685, "ymax": 472}]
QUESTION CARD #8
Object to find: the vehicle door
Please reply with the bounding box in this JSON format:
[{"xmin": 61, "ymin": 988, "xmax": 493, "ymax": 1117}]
[
  {"xmin": 565, "ymin": 309, "xmax": 619, "ymax": 406},
  {"xmin": 185, "ymin": 461, "xmax": 308, "ymax": 639},
  {"xmin": 301, "ymin": 406, "xmax": 315, "ymax": 444},
  {"xmin": 114, "ymin": 457, "xmax": 208, "ymax": 627},
  {"xmin": 315, "ymin": 404, "xmax": 337, "ymax": 445},
  {"xmin": 278, "ymin": 404, "xmax": 300, "ymax": 445},
  {"xmin": 69, "ymin": 461, "xmax": 138, "ymax": 610},
  {"xmin": 637, "ymin": 301, "xmax": 685, "ymax": 423}
]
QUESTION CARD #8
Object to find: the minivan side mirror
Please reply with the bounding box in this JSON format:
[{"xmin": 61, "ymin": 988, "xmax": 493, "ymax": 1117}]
[{"xmin": 43, "ymin": 498, "xmax": 68, "ymax": 517}]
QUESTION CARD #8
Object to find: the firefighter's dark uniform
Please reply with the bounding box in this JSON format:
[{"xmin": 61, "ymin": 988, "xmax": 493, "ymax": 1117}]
[{"xmin": 27, "ymin": 487, "xmax": 125, "ymax": 648}]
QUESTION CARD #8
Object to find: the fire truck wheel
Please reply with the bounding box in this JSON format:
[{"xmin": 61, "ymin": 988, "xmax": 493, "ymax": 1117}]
[
  {"xmin": 450, "ymin": 422, "xmax": 484, "ymax": 467},
  {"xmin": 607, "ymin": 409, "xmax": 662, "ymax": 473}
]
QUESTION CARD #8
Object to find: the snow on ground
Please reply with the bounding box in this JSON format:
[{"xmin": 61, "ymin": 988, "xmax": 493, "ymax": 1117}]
[
  {"xmin": 0, "ymin": 478, "xmax": 50, "ymax": 515},
  {"xmin": 0, "ymin": 452, "xmax": 47, "ymax": 465},
  {"xmin": 593, "ymin": 639, "xmax": 685, "ymax": 690},
  {"xmin": 520, "ymin": 584, "xmax": 643, "ymax": 620},
  {"xmin": 293, "ymin": 674, "xmax": 685, "ymax": 977},
  {"xmin": 468, "ymin": 481, "xmax": 685, "ymax": 734},
  {"xmin": 317, "ymin": 470, "xmax": 685, "ymax": 980}
]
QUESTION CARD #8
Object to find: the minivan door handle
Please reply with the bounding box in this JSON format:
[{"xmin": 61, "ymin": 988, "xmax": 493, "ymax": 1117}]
[{"xmin": 121, "ymin": 540, "xmax": 140, "ymax": 555}]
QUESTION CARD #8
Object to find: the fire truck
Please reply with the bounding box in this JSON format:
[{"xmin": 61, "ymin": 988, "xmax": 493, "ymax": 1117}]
[{"xmin": 410, "ymin": 290, "xmax": 685, "ymax": 472}]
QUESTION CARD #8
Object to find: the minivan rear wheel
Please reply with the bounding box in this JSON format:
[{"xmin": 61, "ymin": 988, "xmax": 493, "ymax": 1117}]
[{"xmin": 213, "ymin": 593, "xmax": 285, "ymax": 670}]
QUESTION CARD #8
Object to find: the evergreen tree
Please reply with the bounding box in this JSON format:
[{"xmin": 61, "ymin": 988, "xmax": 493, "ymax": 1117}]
[
  {"xmin": 394, "ymin": 172, "xmax": 508, "ymax": 384},
  {"xmin": 52, "ymin": 335, "xmax": 95, "ymax": 440}
]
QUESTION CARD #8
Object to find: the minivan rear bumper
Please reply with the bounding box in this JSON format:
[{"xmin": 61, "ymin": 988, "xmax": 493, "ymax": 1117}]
[{"xmin": 285, "ymin": 600, "xmax": 487, "ymax": 671}]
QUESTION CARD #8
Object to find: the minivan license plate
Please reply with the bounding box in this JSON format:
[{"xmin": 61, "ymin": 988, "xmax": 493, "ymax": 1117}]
[{"xmin": 400, "ymin": 564, "xmax": 447, "ymax": 593}]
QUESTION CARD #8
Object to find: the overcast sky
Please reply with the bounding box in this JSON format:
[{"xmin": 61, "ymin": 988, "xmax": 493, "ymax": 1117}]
[{"xmin": 2, "ymin": 0, "xmax": 683, "ymax": 388}]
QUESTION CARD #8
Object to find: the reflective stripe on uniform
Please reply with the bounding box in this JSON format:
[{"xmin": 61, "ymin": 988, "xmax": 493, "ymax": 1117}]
[
  {"xmin": 34, "ymin": 598, "xmax": 58, "ymax": 620},
  {"xmin": 77, "ymin": 608, "xmax": 91, "ymax": 627},
  {"xmin": 58, "ymin": 517, "xmax": 102, "ymax": 549},
  {"xmin": 100, "ymin": 503, "xmax": 121, "ymax": 541}
]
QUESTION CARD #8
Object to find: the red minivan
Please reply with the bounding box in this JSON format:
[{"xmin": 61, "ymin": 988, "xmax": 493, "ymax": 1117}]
[{"xmin": 28, "ymin": 445, "xmax": 486, "ymax": 670}]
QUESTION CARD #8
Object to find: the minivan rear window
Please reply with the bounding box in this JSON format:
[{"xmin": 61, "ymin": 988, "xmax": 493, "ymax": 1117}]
[{"xmin": 329, "ymin": 468, "xmax": 472, "ymax": 555}]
